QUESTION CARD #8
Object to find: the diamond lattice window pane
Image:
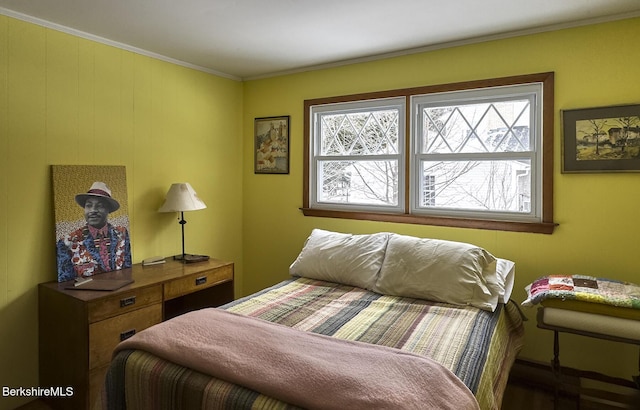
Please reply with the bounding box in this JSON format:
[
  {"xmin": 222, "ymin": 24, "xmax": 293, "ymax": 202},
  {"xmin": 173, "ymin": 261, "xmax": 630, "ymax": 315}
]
[
  {"xmin": 422, "ymin": 100, "xmax": 531, "ymax": 154},
  {"xmin": 320, "ymin": 110, "xmax": 399, "ymax": 156}
]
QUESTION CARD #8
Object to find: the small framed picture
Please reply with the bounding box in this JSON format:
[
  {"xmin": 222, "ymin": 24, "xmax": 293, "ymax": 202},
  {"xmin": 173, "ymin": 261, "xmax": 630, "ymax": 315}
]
[
  {"xmin": 562, "ymin": 104, "xmax": 640, "ymax": 173},
  {"xmin": 254, "ymin": 115, "xmax": 290, "ymax": 174}
]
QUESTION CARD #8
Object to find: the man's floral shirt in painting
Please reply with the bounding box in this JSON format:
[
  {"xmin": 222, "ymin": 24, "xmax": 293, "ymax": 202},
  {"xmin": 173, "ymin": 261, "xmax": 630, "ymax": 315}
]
[{"xmin": 56, "ymin": 223, "xmax": 132, "ymax": 282}]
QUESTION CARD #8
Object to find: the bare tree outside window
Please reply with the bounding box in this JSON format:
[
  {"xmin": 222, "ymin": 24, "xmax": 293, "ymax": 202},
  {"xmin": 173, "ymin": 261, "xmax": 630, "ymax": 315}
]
[
  {"xmin": 416, "ymin": 99, "xmax": 533, "ymax": 214},
  {"xmin": 304, "ymin": 72, "xmax": 555, "ymax": 233},
  {"xmin": 318, "ymin": 108, "xmax": 401, "ymax": 206}
]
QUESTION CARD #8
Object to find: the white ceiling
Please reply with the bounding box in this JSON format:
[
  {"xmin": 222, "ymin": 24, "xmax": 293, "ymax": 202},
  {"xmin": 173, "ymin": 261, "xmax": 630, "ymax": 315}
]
[{"xmin": 1, "ymin": 0, "xmax": 640, "ymax": 80}]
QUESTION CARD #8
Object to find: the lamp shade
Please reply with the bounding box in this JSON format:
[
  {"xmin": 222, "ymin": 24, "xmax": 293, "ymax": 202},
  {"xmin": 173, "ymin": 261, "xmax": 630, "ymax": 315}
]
[{"xmin": 158, "ymin": 183, "xmax": 207, "ymax": 212}]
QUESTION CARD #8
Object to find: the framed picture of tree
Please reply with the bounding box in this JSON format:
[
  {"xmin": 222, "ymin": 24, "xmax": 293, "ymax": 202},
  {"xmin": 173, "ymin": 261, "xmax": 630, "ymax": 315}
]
[{"xmin": 562, "ymin": 104, "xmax": 640, "ymax": 173}]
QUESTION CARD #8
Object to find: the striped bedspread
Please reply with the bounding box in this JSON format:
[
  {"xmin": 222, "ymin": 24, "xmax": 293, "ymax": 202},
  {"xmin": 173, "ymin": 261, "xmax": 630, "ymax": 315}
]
[{"xmin": 105, "ymin": 277, "xmax": 524, "ymax": 410}]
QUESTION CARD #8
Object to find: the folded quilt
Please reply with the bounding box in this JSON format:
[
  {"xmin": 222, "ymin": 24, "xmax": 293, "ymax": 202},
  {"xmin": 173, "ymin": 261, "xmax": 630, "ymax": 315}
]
[
  {"xmin": 522, "ymin": 275, "xmax": 640, "ymax": 309},
  {"xmin": 112, "ymin": 308, "xmax": 480, "ymax": 410}
]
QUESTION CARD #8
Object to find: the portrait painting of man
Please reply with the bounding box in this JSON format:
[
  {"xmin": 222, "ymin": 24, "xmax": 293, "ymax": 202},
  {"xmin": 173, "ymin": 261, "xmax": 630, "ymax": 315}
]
[{"xmin": 52, "ymin": 165, "xmax": 132, "ymax": 282}]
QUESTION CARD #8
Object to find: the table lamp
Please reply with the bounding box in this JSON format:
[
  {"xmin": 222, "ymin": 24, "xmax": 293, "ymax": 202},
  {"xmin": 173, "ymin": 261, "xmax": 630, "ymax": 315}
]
[{"xmin": 158, "ymin": 182, "xmax": 209, "ymax": 263}]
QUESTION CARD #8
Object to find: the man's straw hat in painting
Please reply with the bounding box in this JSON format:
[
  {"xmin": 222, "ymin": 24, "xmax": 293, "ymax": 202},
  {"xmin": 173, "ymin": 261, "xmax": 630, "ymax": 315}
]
[{"xmin": 75, "ymin": 182, "xmax": 120, "ymax": 213}]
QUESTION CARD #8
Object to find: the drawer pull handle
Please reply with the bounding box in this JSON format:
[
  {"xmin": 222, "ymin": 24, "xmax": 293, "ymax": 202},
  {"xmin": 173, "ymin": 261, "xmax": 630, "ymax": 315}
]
[
  {"xmin": 195, "ymin": 276, "xmax": 207, "ymax": 286},
  {"xmin": 120, "ymin": 296, "xmax": 136, "ymax": 307},
  {"xmin": 120, "ymin": 329, "xmax": 136, "ymax": 341}
]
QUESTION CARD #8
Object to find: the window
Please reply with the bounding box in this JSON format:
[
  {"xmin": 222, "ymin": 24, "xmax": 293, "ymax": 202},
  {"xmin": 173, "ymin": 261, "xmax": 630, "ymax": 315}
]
[
  {"xmin": 411, "ymin": 84, "xmax": 541, "ymax": 222},
  {"xmin": 303, "ymin": 73, "xmax": 556, "ymax": 234},
  {"xmin": 309, "ymin": 98, "xmax": 405, "ymax": 213}
]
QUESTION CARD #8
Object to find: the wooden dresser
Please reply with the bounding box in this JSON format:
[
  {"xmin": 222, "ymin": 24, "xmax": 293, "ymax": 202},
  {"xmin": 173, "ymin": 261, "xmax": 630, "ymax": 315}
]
[{"xmin": 38, "ymin": 258, "xmax": 234, "ymax": 410}]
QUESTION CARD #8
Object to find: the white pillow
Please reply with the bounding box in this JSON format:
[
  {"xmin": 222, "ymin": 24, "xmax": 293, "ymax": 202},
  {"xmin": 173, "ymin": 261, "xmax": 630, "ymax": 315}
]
[
  {"xmin": 496, "ymin": 258, "xmax": 515, "ymax": 303},
  {"xmin": 372, "ymin": 233, "xmax": 501, "ymax": 311},
  {"xmin": 289, "ymin": 229, "xmax": 389, "ymax": 290}
]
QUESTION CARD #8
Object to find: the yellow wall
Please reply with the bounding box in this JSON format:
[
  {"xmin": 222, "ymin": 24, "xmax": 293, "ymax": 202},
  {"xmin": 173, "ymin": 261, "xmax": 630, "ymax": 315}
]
[
  {"xmin": 1, "ymin": 11, "xmax": 639, "ymax": 409},
  {"xmin": 243, "ymin": 16, "xmax": 640, "ymax": 381},
  {"xmin": 0, "ymin": 15, "xmax": 243, "ymax": 409}
]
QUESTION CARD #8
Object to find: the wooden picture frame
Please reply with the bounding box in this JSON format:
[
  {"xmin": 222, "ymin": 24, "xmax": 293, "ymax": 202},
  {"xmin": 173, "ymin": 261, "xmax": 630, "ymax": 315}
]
[
  {"xmin": 254, "ymin": 116, "xmax": 290, "ymax": 174},
  {"xmin": 562, "ymin": 104, "xmax": 640, "ymax": 173}
]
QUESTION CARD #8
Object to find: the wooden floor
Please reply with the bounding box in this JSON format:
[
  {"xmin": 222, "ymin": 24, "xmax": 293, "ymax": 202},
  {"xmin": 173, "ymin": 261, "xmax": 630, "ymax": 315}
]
[
  {"xmin": 504, "ymin": 359, "xmax": 640, "ymax": 410},
  {"xmin": 503, "ymin": 382, "xmax": 574, "ymax": 409},
  {"xmin": 503, "ymin": 381, "xmax": 603, "ymax": 409},
  {"xmin": 504, "ymin": 380, "xmax": 640, "ymax": 409}
]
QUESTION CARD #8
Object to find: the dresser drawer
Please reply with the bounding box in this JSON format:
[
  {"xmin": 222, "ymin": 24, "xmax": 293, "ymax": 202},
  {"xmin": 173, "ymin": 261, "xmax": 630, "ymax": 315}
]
[
  {"xmin": 164, "ymin": 264, "xmax": 233, "ymax": 300},
  {"xmin": 89, "ymin": 303, "xmax": 162, "ymax": 369},
  {"xmin": 88, "ymin": 285, "xmax": 162, "ymax": 323}
]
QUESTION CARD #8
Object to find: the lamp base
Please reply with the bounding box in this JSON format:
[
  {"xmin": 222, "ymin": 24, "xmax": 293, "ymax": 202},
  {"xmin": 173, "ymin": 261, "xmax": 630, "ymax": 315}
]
[{"xmin": 173, "ymin": 254, "xmax": 210, "ymax": 263}]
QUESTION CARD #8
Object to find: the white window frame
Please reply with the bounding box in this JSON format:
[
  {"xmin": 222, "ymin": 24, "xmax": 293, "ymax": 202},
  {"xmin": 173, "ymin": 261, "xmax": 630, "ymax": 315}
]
[
  {"xmin": 410, "ymin": 84, "xmax": 543, "ymax": 223},
  {"xmin": 309, "ymin": 97, "xmax": 406, "ymax": 213}
]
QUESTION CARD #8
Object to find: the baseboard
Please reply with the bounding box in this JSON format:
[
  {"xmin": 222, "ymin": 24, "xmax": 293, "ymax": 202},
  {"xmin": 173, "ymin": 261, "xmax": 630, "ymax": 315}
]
[{"xmin": 509, "ymin": 358, "xmax": 640, "ymax": 409}]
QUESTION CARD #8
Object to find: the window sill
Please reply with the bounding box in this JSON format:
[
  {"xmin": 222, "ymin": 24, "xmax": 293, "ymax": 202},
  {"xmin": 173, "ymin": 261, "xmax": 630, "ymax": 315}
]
[{"xmin": 300, "ymin": 208, "xmax": 557, "ymax": 234}]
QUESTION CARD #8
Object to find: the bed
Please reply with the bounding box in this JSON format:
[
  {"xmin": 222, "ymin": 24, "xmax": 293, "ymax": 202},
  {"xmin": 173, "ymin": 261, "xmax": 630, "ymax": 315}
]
[{"xmin": 104, "ymin": 229, "xmax": 525, "ymax": 410}]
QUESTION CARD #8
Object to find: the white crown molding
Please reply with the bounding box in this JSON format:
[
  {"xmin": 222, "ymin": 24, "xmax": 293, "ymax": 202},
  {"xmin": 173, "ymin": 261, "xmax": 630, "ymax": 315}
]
[
  {"xmin": 2, "ymin": 6, "xmax": 639, "ymax": 82},
  {"xmin": 244, "ymin": 10, "xmax": 640, "ymax": 81},
  {"xmin": 0, "ymin": 7, "xmax": 242, "ymax": 81}
]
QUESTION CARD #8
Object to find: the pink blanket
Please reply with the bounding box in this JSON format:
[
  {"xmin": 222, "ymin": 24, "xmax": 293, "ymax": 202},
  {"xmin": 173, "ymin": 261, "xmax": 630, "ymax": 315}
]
[{"xmin": 115, "ymin": 308, "xmax": 479, "ymax": 410}]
